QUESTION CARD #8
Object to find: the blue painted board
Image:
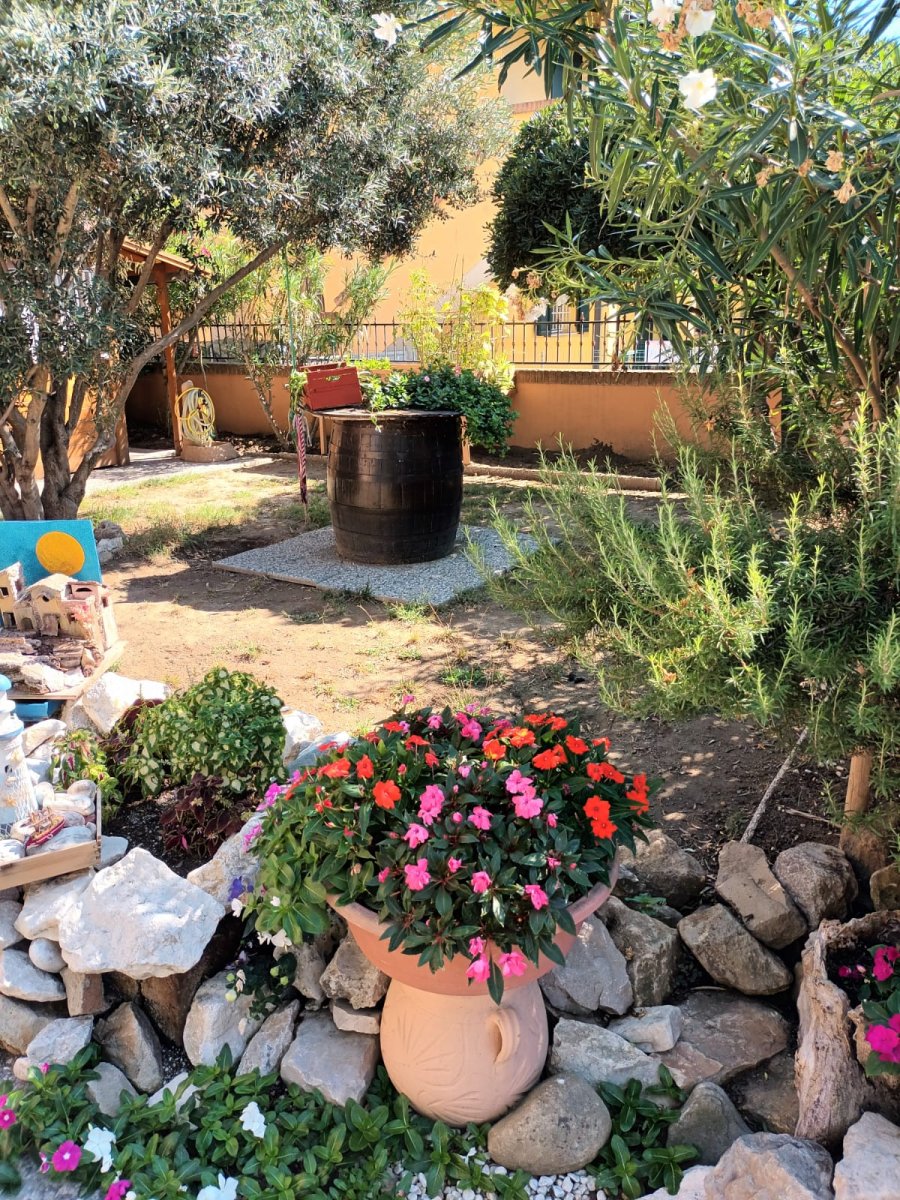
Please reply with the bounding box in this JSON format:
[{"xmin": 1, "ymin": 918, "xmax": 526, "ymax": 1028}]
[{"xmin": 0, "ymin": 520, "xmax": 102, "ymax": 584}]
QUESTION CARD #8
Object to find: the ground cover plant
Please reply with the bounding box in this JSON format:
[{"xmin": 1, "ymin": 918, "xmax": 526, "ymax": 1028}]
[{"xmin": 245, "ymin": 700, "xmax": 653, "ymax": 1002}]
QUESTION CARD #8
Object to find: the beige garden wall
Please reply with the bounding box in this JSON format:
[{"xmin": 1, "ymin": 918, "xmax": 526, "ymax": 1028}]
[{"xmin": 126, "ymin": 364, "xmax": 703, "ymax": 463}]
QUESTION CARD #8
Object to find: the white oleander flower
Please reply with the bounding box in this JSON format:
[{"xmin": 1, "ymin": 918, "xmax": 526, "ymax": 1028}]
[
  {"xmin": 679, "ymin": 68, "xmax": 718, "ymax": 109},
  {"xmin": 372, "ymin": 12, "xmax": 403, "ymax": 45},
  {"xmin": 684, "ymin": 3, "xmax": 715, "ymax": 35},
  {"xmin": 649, "ymin": 0, "xmax": 679, "ymax": 29},
  {"xmin": 240, "ymin": 1100, "xmax": 267, "ymax": 1139}
]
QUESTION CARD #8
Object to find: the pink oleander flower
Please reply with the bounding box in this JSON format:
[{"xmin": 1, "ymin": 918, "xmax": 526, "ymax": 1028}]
[
  {"xmin": 0, "ymin": 1109, "xmax": 16, "ymax": 1129},
  {"xmin": 418, "ymin": 784, "xmax": 445, "ymax": 825},
  {"xmin": 524, "ymin": 883, "xmax": 549, "ymax": 910},
  {"xmin": 867, "ymin": 1015, "xmax": 900, "ymax": 1063},
  {"xmin": 403, "ymin": 823, "xmax": 430, "ymax": 848},
  {"xmin": 52, "ymin": 1141, "xmax": 82, "ymax": 1172},
  {"xmin": 872, "ymin": 946, "xmax": 900, "ymax": 983},
  {"xmin": 513, "ymin": 792, "xmax": 544, "ymax": 819},
  {"xmin": 427, "ymin": 714, "xmax": 442, "ymax": 730},
  {"xmin": 447, "ymin": 857, "xmax": 463, "ymax": 873},
  {"xmin": 377, "ymin": 867, "xmax": 391, "ymax": 883},
  {"xmin": 105, "ymin": 1183, "xmax": 132, "ymax": 1200},
  {"xmin": 499, "ymin": 951, "xmax": 527, "ymax": 977},
  {"xmin": 469, "ymin": 936, "xmax": 486, "ymax": 956},
  {"xmin": 404, "ymin": 858, "xmax": 431, "ymax": 891},
  {"xmin": 469, "ymin": 806, "xmax": 492, "ymax": 831},
  {"xmin": 546, "ymin": 813, "xmax": 558, "ymax": 828},
  {"xmin": 458, "ymin": 764, "xmax": 472, "ymax": 779},
  {"xmin": 472, "ymin": 871, "xmax": 492, "ymax": 894},
  {"xmin": 460, "ymin": 718, "xmax": 482, "ymax": 741},
  {"xmin": 467, "ymin": 954, "xmax": 491, "ymax": 982}
]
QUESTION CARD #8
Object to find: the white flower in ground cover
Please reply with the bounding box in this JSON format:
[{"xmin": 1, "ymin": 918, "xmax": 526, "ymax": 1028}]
[
  {"xmin": 83, "ymin": 1125, "xmax": 116, "ymax": 1173},
  {"xmin": 240, "ymin": 1100, "xmax": 267, "ymax": 1139},
  {"xmin": 649, "ymin": 0, "xmax": 680, "ymax": 29},
  {"xmin": 684, "ymin": 2, "xmax": 716, "ymax": 35},
  {"xmin": 372, "ymin": 12, "xmax": 403, "ymax": 45},
  {"xmin": 679, "ymin": 68, "xmax": 718, "ymax": 109},
  {"xmin": 197, "ymin": 1176, "xmax": 239, "ymax": 1200}
]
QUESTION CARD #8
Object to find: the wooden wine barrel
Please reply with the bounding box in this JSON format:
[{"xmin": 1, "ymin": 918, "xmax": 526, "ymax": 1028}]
[{"xmin": 326, "ymin": 409, "xmax": 463, "ymax": 565}]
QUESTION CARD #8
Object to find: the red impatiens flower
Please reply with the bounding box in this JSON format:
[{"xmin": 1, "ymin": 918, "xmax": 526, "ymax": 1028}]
[
  {"xmin": 546, "ymin": 715, "xmax": 568, "ymax": 732},
  {"xmin": 524, "ymin": 713, "xmax": 548, "ymax": 726},
  {"xmin": 584, "ymin": 795, "xmax": 618, "ymax": 839},
  {"xmin": 483, "ymin": 738, "xmax": 506, "ymax": 761},
  {"xmin": 627, "ymin": 772, "xmax": 650, "ymax": 813},
  {"xmin": 373, "ymin": 780, "xmax": 401, "ymax": 810},
  {"xmin": 318, "ymin": 758, "xmax": 351, "ymax": 779},
  {"xmin": 356, "ymin": 754, "xmax": 374, "ymax": 780},
  {"xmin": 532, "ymin": 745, "xmax": 567, "ymax": 770},
  {"xmin": 565, "ymin": 735, "xmax": 589, "ymax": 755},
  {"xmin": 424, "ymin": 751, "xmax": 439, "ymax": 767},
  {"xmin": 587, "ymin": 761, "xmax": 625, "ymax": 785},
  {"xmin": 405, "ymin": 735, "xmax": 429, "ymax": 749},
  {"xmin": 383, "ymin": 720, "xmax": 408, "ymax": 734}
]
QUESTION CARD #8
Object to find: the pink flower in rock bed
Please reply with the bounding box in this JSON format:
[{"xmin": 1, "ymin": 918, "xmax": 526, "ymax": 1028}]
[
  {"xmin": 469, "ymin": 806, "xmax": 492, "ymax": 831},
  {"xmin": 52, "ymin": 1141, "xmax": 82, "ymax": 1172},
  {"xmin": 872, "ymin": 946, "xmax": 900, "ymax": 983},
  {"xmin": 513, "ymin": 792, "xmax": 544, "ymax": 819},
  {"xmin": 418, "ymin": 784, "xmax": 445, "ymax": 825},
  {"xmin": 0, "ymin": 1108, "xmax": 15, "ymax": 1129},
  {"xmin": 403, "ymin": 823, "xmax": 430, "ymax": 848},
  {"xmin": 499, "ymin": 951, "xmax": 527, "ymax": 977},
  {"xmin": 472, "ymin": 871, "xmax": 492, "ymax": 894},
  {"xmin": 524, "ymin": 884, "xmax": 549, "ymax": 910},
  {"xmin": 466, "ymin": 954, "xmax": 491, "ymax": 982},
  {"xmin": 404, "ymin": 858, "xmax": 431, "ymax": 891},
  {"xmin": 242, "ymin": 823, "xmax": 262, "ymax": 851},
  {"xmin": 867, "ymin": 1014, "xmax": 900, "ymax": 1064},
  {"xmin": 105, "ymin": 1183, "xmax": 132, "ymax": 1200}
]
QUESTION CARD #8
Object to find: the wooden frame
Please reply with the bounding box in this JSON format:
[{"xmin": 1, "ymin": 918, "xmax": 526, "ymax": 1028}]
[{"xmin": 0, "ymin": 789, "xmax": 101, "ymax": 887}]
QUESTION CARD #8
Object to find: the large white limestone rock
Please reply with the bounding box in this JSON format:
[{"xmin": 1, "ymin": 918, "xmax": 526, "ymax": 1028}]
[
  {"xmin": 57, "ymin": 849, "xmax": 224, "ymax": 980},
  {"xmin": 182, "ymin": 970, "xmax": 262, "ymax": 1066},
  {"xmin": 15, "ymin": 871, "xmax": 94, "ymax": 941}
]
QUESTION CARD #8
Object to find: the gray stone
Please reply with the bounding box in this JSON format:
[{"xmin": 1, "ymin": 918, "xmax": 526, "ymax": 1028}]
[
  {"xmin": 25, "ymin": 1016, "xmax": 93, "ymax": 1067},
  {"xmin": 731, "ymin": 1050, "xmax": 799, "ymax": 1135},
  {"xmin": 140, "ymin": 922, "xmax": 241, "ymax": 1045},
  {"xmin": 15, "ymin": 871, "xmax": 93, "ymax": 941},
  {"xmin": 702, "ymin": 1132, "xmax": 835, "ymax": 1200},
  {"xmin": 281, "ymin": 1010, "xmax": 379, "ymax": 1105},
  {"xmin": 99, "ymin": 836, "xmax": 129, "ymax": 868},
  {"xmin": 81, "ymin": 673, "xmax": 145, "ymax": 733},
  {"xmin": 638, "ymin": 1165, "xmax": 713, "ymax": 1200},
  {"xmin": 549, "ymin": 1018, "xmax": 661, "ymax": 1091},
  {"xmin": 0, "ymin": 839, "xmax": 25, "ymax": 865},
  {"xmin": 238, "ymin": 1001, "xmax": 300, "ymax": 1076},
  {"xmin": 715, "ymin": 842, "xmax": 807, "ymax": 949},
  {"xmin": 869, "ymin": 865, "xmax": 900, "ymax": 912},
  {"xmin": 186, "ymin": 826, "xmax": 260, "ymax": 906},
  {"xmin": 658, "ymin": 990, "xmax": 790, "ymax": 1089},
  {"xmin": 834, "ymin": 1112, "xmax": 900, "ymax": 1200},
  {"xmin": 620, "ymin": 830, "xmax": 707, "ymax": 909},
  {"xmin": 26, "ymin": 826, "xmax": 95, "ymax": 855},
  {"xmin": 4, "ymin": 1155, "xmax": 104, "ymax": 1200},
  {"xmin": 667, "ymin": 1082, "xmax": 750, "ymax": 1165},
  {"xmin": 0, "ymin": 947, "xmax": 66, "ymax": 1001},
  {"xmin": 86, "ymin": 1061, "xmax": 138, "ymax": 1117},
  {"xmin": 282, "ymin": 709, "xmax": 325, "ymax": 766},
  {"xmin": 609, "ymin": 1005, "xmax": 683, "ymax": 1053},
  {"xmin": 22, "ymin": 719, "xmax": 67, "ymax": 757},
  {"xmin": 773, "ymin": 843, "xmax": 858, "ymax": 928},
  {"xmin": 487, "ymin": 1073, "xmax": 612, "ymax": 1175},
  {"xmin": 540, "ymin": 916, "xmax": 633, "ymax": 1016},
  {"xmin": 58, "ymin": 848, "xmax": 224, "ymax": 979},
  {"xmin": 28, "ymin": 938, "xmax": 65, "ymax": 974},
  {"xmin": 293, "ymin": 940, "xmax": 328, "ymax": 1004},
  {"xmin": 604, "ymin": 896, "xmax": 680, "ymax": 1006},
  {"xmin": 61, "ymin": 968, "xmax": 107, "ymax": 1017},
  {"xmin": 95, "ymin": 1002, "xmax": 163, "ymax": 1092},
  {"xmin": 0, "ymin": 900, "xmax": 22, "ymax": 949},
  {"xmin": 0, "ymin": 992, "xmax": 58, "ymax": 1053},
  {"xmin": 320, "ymin": 933, "xmax": 388, "ymax": 1010},
  {"xmin": 331, "ymin": 999, "xmax": 381, "ymax": 1035},
  {"xmin": 182, "ymin": 969, "xmax": 262, "ymax": 1066},
  {"xmin": 678, "ymin": 906, "xmax": 792, "ymax": 995}
]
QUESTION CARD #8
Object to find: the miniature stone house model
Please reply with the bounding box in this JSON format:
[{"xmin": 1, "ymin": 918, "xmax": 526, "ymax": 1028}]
[
  {"xmin": 14, "ymin": 574, "xmax": 117, "ymax": 646},
  {"xmin": 0, "ymin": 564, "xmax": 26, "ymax": 629}
]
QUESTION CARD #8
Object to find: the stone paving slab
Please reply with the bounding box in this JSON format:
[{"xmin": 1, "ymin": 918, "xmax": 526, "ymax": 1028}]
[{"xmin": 213, "ymin": 525, "xmax": 537, "ymax": 605}]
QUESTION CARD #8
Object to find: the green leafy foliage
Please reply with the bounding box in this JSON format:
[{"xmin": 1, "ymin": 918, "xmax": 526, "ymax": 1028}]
[
  {"xmin": 246, "ymin": 702, "xmax": 653, "ymax": 1002},
  {"xmin": 122, "ymin": 668, "xmax": 285, "ymax": 798},
  {"xmin": 591, "ymin": 1069, "xmax": 697, "ymax": 1199},
  {"xmin": 362, "ymin": 366, "xmax": 517, "ymax": 454},
  {"xmin": 50, "ymin": 729, "xmax": 122, "ymax": 818}
]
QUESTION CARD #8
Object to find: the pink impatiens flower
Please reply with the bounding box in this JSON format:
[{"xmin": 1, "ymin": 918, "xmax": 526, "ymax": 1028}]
[
  {"xmin": 403, "ymin": 823, "xmax": 430, "ymax": 848},
  {"xmin": 451, "ymin": 811, "xmax": 463, "ymax": 823},
  {"xmin": 505, "ymin": 769, "xmax": 533, "ymax": 795},
  {"xmin": 469, "ymin": 806, "xmax": 492, "ymax": 831},
  {"xmin": 872, "ymin": 946, "xmax": 900, "ymax": 982},
  {"xmin": 524, "ymin": 884, "xmax": 549, "ymax": 910},
  {"xmin": 513, "ymin": 792, "xmax": 544, "ymax": 819},
  {"xmin": 866, "ymin": 1014, "xmax": 900, "ymax": 1063},
  {"xmin": 52, "ymin": 1141, "xmax": 82, "ymax": 1172},
  {"xmin": 377, "ymin": 867, "xmax": 391, "ymax": 883},
  {"xmin": 447, "ymin": 857, "xmax": 463, "ymax": 873},
  {"xmin": 499, "ymin": 951, "xmax": 527, "ymax": 977},
  {"xmin": 458, "ymin": 764, "xmax": 472, "ymax": 779},
  {"xmin": 459, "ymin": 718, "xmax": 482, "ymax": 741},
  {"xmin": 469, "ymin": 937, "xmax": 486, "ymax": 956},
  {"xmin": 427, "ymin": 713, "xmax": 442, "ymax": 730},
  {"xmin": 404, "ymin": 859, "xmax": 431, "ymax": 891},
  {"xmin": 546, "ymin": 813, "xmax": 558, "ymax": 828},
  {"xmin": 472, "ymin": 871, "xmax": 492, "ymax": 894},
  {"xmin": 418, "ymin": 784, "xmax": 445, "ymax": 825},
  {"xmin": 466, "ymin": 955, "xmax": 491, "ymax": 982}
]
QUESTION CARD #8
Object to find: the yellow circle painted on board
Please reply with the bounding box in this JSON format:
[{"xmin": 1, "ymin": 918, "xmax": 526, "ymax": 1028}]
[{"xmin": 35, "ymin": 531, "xmax": 86, "ymax": 576}]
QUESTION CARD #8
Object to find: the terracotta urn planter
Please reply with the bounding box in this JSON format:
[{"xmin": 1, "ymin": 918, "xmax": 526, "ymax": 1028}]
[{"xmin": 329, "ymin": 866, "xmax": 618, "ymax": 1125}]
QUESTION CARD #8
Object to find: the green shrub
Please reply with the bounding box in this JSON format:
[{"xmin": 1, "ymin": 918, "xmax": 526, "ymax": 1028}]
[
  {"xmin": 363, "ymin": 366, "xmax": 516, "ymax": 455},
  {"xmin": 122, "ymin": 668, "xmax": 285, "ymax": 798}
]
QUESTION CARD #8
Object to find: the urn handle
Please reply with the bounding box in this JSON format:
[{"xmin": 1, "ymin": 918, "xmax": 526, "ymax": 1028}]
[{"xmin": 492, "ymin": 1007, "xmax": 521, "ymax": 1064}]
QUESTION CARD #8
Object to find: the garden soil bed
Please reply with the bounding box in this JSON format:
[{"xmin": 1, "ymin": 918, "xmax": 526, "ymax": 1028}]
[{"xmin": 94, "ymin": 457, "xmax": 843, "ymax": 872}]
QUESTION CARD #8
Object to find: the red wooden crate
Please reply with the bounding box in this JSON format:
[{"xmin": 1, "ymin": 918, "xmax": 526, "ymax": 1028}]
[{"xmin": 302, "ymin": 363, "xmax": 363, "ymax": 412}]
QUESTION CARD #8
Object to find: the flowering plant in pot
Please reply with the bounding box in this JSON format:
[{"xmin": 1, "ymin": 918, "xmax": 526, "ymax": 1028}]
[
  {"xmin": 247, "ymin": 702, "xmax": 653, "ymax": 1003},
  {"xmin": 836, "ymin": 942, "xmax": 900, "ymax": 1077}
]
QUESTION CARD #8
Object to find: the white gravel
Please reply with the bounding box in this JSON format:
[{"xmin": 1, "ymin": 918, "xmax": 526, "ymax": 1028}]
[{"xmin": 395, "ymin": 1157, "xmax": 603, "ymax": 1200}]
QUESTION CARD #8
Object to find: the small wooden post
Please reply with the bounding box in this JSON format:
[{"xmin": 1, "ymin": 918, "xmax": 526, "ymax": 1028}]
[
  {"xmin": 843, "ymin": 749, "xmax": 873, "ymax": 819},
  {"xmin": 155, "ymin": 269, "xmax": 182, "ymax": 456},
  {"xmin": 839, "ymin": 749, "xmax": 888, "ymax": 879}
]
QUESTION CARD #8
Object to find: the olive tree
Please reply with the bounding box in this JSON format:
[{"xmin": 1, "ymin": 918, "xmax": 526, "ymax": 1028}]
[{"xmin": 0, "ymin": 0, "xmax": 502, "ymax": 519}]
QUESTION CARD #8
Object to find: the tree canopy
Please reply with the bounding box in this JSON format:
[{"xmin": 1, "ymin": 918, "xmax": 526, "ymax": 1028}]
[{"xmin": 0, "ymin": 0, "xmax": 504, "ymax": 518}]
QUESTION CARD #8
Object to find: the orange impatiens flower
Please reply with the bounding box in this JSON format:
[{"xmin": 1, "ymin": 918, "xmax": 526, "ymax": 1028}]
[
  {"xmin": 373, "ymin": 780, "xmax": 401, "ymax": 810},
  {"xmin": 584, "ymin": 795, "xmax": 618, "ymax": 839},
  {"xmin": 508, "ymin": 726, "xmax": 536, "ymax": 748},
  {"xmin": 532, "ymin": 744, "xmax": 567, "ymax": 770},
  {"xmin": 524, "ymin": 713, "xmax": 548, "ymax": 726},
  {"xmin": 547, "ymin": 715, "xmax": 568, "ymax": 732},
  {"xmin": 565, "ymin": 735, "xmax": 588, "ymax": 755},
  {"xmin": 591, "ymin": 816, "xmax": 618, "ymax": 839},
  {"xmin": 319, "ymin": 758, "xmax": 351, "ymax": 780},
  {"xmin": 587, "ymin": 761, "xmax": 625, "ymax": 785},
  {"xmin": 627, "ymin": 772, "xmax": 650, "ymax": 813},
  {"xmin": 483, "ymin": 738, "xmax": 506, "ymax": 761}
]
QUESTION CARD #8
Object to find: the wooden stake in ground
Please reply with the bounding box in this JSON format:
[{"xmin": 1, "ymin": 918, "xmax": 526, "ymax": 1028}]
[{"xmin": 839, "ymin": 749, "xmax": 889, "ymax": 879}]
